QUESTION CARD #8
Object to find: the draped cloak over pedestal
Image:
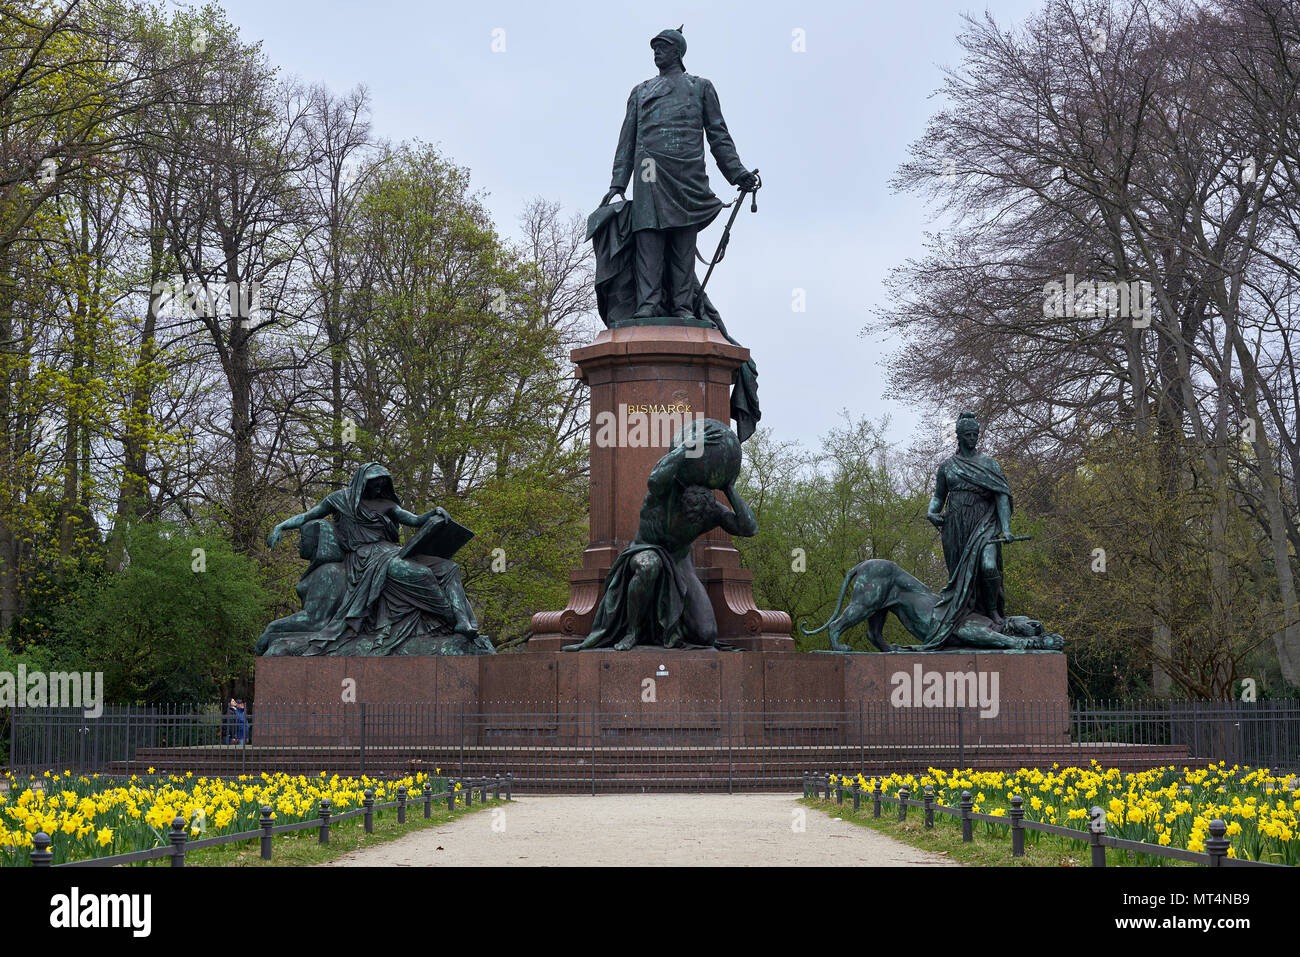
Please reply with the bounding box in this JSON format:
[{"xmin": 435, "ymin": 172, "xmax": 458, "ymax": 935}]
[{"xmin": 585, "ymin": 199, "xmax": 760, "ymax": 442}]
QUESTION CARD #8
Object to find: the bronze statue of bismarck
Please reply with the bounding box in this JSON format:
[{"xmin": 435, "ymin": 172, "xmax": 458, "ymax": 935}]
[{"xmin": 600, "ymin": 27, "xmax": 758, "ymax": 320}]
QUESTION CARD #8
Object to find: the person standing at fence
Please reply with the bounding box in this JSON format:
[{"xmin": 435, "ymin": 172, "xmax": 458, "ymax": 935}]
[{"xmin": 234, "ymin": 700, "xmax": 248, "ymax": 746}]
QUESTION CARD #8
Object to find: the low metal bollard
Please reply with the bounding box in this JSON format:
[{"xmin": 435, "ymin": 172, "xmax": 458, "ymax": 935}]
[
  {"xmin": 1089, "ymin": 806, "xmax": 1106, "ymax": 867},
  {"xmin": 363, "ymin": 789, "xmax": 375, "ymax": 833},
  {"xmin": 1206, "ymin": 820, "xmax": 1229, "ymax": 867},
  {"xmin": 495, "ymin": 774, "xmax": 502, "ymax": 801},
  {"xmin": 505, "ymin": 773, "xmax": 513, "ymax": 801},
  {"xmin": 1010, "ymin": 795, "xmax": 1024, "ymax": 857},
  {"xmin": 170, "ymin": 815, "xmax": 188, "ymax": 867},
  {"xmin": 260, "ymin": 805, "xmax": 274, "ymax": 860},
  {"xmin": 424, "ymin": 780, "xmax": 433, "ymax": 819},
  {"xmin": 852, "ymin": 785, "xmax": 861, "ymax": 813},
  {"xmin": 318, "ymin": 798, "xmax": 332, "ymax": 845},
  {"xmin": 873, "ymin": 781, "xmax": 882, "ymax": 818},
  {"xmin": 960, "ymin": 791, "xmax": 973, "ymax": 842},
  {"xmin": 397, "ymin": 784, "xmax": 407, "ymax": 824},
  {"xmin": 924, "ymin": 785, "xmax": 934, "ymax": 830},
  {"xmin": 31, "ymin": 831, "xmax": 52, "ymax": 867},
  {"xmin": 898, "ymin": 786, "xmax": 909, "ymax": 822},
  {"xmin": 837, "ymin": 780, "xmax": 844, "ymax": 805},
  {"xmin": 447, "ymin": 781, "xmax": 457, "ymax": 812}
]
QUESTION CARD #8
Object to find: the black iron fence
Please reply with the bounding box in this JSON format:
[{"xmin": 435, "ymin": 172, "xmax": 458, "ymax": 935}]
[
  {"xmin": 5, "ymin": 699, "xmax": 1298, "ymax": 792},
  {"xmin": 803, "ymin": 773, "xmax": 1286, "ymax": 868}
]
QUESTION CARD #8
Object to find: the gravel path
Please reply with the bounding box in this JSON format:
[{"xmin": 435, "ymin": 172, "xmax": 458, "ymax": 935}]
[{"xmin": 326, "ymin": 794, "xmax": 957, "ymax": 866}]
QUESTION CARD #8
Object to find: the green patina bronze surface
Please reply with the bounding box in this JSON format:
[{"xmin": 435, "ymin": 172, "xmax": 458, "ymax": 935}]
[
  {"xmin": 921, "ymin": 411, "xmax": 1015, "ymax": 648},
  {"xmin": 258, "ymin": 463, "xmax": 494, "ymax": 656},
  {"xmin": 565, "ymin": 418, "xmax": 756, "ymax": 651},
  {"xmin": 801, "ymin": 559, "xmax": 1063, "ymax": 652},
  {"xmin": 590, "ymin": 27, "xmax": 762, "ymax": 441},
  {"xmin": 803, "ymin": 413, "xmax": 1063, "ymax": 653}
]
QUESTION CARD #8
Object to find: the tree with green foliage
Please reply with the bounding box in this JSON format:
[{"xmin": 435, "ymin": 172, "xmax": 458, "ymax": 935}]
[
  {"xmin": 48, "ymin": 522, "xmax": 269, "ymax": 704},
  {"xmin": 736, "ymin": 415, "xmax": 940, "ymax": 651},
  {"xmin": 1009, "ymin": 434, "xmax": 1282, "ymax": 700}
]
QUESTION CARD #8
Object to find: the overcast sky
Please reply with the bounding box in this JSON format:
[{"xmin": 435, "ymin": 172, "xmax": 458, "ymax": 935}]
[{"xmin": 212, "ymin": 0, "xmax": 1043, "ymax": 450}]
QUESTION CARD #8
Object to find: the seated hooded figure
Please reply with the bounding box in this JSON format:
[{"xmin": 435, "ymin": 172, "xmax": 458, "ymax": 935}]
[
  {"xmin": 264, "ymin": 462, "xmax": 493, "ymax": 656},
  {"xmin": 256, "ymin": 520, "xmax": 348, "ymax": 656}
]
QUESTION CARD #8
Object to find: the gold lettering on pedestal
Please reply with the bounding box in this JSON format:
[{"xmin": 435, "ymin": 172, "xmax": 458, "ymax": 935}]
[
  {"xmin": 591, "ymin": 402, "xmax": 702, "ymax": 449},
  {"xmin": 625, "ymin": 403, "xmax": 692, "ymax": 415}
]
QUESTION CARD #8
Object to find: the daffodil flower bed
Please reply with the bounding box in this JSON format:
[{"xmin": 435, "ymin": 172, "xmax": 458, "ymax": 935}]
[
  {"xmin": 0, "ymin": 768, "xmax": 447, "ymax": 866},
  {"xmin": 827, "ymin": 762, "xmax": 1298, "ymax": 866}
]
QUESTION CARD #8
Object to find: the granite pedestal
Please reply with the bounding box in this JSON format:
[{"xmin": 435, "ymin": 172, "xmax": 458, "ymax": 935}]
[{"xmin": 527, "ymin": 323, "xmax": 792, "ymax": 652}]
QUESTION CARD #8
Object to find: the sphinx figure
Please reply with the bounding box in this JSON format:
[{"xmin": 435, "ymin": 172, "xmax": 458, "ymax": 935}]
[{"xmin": 255, "ymin": 520, "xmax": 348, "ymax": 657}]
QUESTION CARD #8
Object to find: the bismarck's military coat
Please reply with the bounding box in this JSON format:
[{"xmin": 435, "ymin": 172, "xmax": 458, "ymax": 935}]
[{"xmin": 610, "ymin": 69, "xmax": 749, "ymax": 233}]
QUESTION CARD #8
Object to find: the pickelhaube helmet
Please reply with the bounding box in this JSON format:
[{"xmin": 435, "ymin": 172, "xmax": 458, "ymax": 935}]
[{"xmin": 651, "ymin": 25, "xmax": 686, "ymax": 58}]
